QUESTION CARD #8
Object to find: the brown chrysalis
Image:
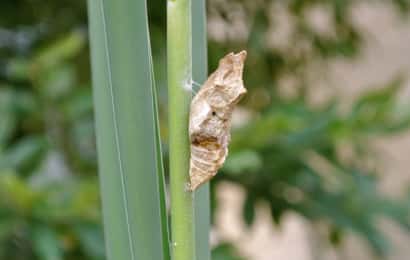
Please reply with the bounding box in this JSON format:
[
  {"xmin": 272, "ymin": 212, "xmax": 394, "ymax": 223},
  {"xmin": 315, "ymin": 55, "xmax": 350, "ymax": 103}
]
[{"xmin": 188, "ymin": 51, "xmax": 247, "ymax": 191}]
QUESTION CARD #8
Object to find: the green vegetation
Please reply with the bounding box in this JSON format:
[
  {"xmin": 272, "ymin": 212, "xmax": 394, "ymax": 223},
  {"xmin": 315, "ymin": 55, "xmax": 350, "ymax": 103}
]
[
  {"xmin": 87, "ymin": 0, "xmax": 169, "ymax": 259},
  {"xmin": 167, "ymin": 0, "xmax": 195, "ymax": 259},
  {"xmin": 0, "ymin": 0, "xmax": 409, "ymax": 259}
]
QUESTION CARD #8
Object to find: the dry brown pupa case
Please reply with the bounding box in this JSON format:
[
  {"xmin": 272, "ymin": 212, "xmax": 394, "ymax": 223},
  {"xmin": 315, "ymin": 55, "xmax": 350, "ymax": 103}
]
[{"xmin": 188, "ymin": 51, "xmax": 247, "ymax": 191}]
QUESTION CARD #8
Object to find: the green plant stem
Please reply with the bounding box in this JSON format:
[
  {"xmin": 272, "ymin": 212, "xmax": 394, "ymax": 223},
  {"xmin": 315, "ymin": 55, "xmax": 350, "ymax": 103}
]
[{"xmin": 167, "ymin": 0, "xmax": 195, "ymax": 259}]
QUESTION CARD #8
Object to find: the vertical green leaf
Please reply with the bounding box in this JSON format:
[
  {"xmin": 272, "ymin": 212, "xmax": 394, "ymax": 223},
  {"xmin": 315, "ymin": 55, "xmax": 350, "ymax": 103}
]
[
  {"xmin": 192, "ymin": 0, "xmax": 210, "ymax": 259},
  {"xmin": 87, "ymin": 0, "xmax": 168, "ymax": 259},
  {"xmin": 149, "ymin": 37, "xmax": 171, "ymax": 260}
]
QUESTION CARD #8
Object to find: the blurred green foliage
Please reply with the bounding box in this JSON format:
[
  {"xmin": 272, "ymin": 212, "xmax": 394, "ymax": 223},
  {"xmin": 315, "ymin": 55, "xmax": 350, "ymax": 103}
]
[{"xmin": 1, "ymin": 0, "xmax": 410, "ymax": 259}]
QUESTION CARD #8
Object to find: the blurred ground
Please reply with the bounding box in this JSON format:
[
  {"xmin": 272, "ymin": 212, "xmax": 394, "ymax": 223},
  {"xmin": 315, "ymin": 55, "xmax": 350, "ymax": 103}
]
[{"xmin": 215, "ymin": 3, "xmax": 410, "ymax": 260}]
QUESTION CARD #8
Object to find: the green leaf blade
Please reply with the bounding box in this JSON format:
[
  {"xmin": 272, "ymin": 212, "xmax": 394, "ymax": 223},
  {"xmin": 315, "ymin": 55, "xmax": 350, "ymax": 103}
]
[
  {"xmin": 192, "ymin": 0, "xmax": 210, "ymax": 259},
  {"xmin": 87, "ymin": 0, "xmax": 168, "ymax": 259}
]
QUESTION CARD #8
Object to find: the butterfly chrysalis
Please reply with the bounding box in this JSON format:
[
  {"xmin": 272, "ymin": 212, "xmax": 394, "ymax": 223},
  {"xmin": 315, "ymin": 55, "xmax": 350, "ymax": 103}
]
[{"xmin": 188, "ymin": 51, "xmax": 247, "ymax": 191}]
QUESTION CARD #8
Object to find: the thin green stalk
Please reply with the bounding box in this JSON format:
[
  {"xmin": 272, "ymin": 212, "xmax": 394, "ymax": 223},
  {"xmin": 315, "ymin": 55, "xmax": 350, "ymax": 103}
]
[{"xmin": 167, "ymin": 0, "xmax": 194, "ymax": 259}]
